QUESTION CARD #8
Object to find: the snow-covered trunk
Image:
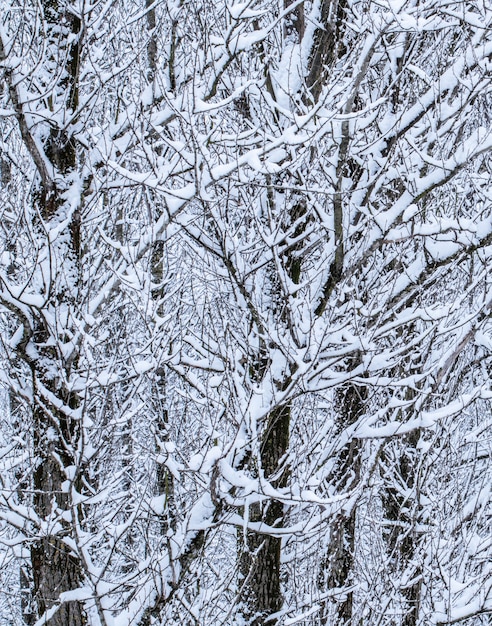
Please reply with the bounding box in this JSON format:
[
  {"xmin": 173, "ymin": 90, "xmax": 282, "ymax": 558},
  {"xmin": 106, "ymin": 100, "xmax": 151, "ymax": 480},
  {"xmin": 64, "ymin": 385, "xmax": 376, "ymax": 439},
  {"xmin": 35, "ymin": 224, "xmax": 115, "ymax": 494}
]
[
  {"xmin": 235, "ymin": 4, "xmax": 303, "ymax": 618},
  {"xmin": 29, "ymin": 179, "xmax": 87, "ymax": 620},
  {"xmin": 8, "ymin": 1, "xmax": 88, "ymax": 622},
  {"xmin": 31, "ymin": 393, "xmax": 86, "ymax": 626},
  {"xmin": 305, "ymin": 0, "xmax": 346, "ymax": 105},
  {"xmin": 380, "ymin": 320, "xmax": 423, "ymax": 626},
  {"xmin": 318, "ymin": 366, "xmax": 366, "ymax": 625},
  {"xmin": 29, "ymin": 244, "xmax": 86, "ymax": 620},
  {"xmin": 151, "ymin": 239, "xmax": 176, "ymax": 537},
  {"xmin": 144, "ymin": 0, "xmax": 177, "ymax": 563},
  {"xmin": 238, "ymin": 2, "xmax": 352, "ymax": 620},
  {"xmin": 303, "ymin": 2, "xmax": 364, "ymax": 621},
  {"xmin": 239, "ymin": 402, "xmax": 291, "ymax": 624},
  {"xmin": 237, "ymin": 250, "xmax": 294, "ymax": 622},
  {"xmin": 237, "ymin": 194, "xmax": 306, "ymax": 623},
  {"xmin": 381, "ymin": 427, "xmax": 422, "ymax": 626},
  {"xmin": 145, "ymin": 0, "xmax": 176, "ymax": 538}
]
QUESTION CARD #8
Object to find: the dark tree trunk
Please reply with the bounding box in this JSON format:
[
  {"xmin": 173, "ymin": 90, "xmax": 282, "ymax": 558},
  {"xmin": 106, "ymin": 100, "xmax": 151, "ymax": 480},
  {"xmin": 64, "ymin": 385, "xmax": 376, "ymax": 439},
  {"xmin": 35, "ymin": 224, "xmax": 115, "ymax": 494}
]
[
  {"xmin": 381, "ymin": 428, "xmax": 422, "ymax": 626},
  {"xmin": 29, "ymin": 373, "xmax": 87, "ymax": 625},
  {"xmin": 239, "ymin": 404, "xmax": 290, "ymax": 625},
  {"xmin": 238, "ymin": 3, "xmax": 350, "ymax": 621},
  {"xmin": 318, "ymin": 373, "xmax": 366, "ymax": 625},
  {"xmin": 151, "ymin": 240, "xmax": 176, "ymax": 537},
  {"xmin": 237, "ymin": 187, "xmax": 307, "ymax": 624},
  {"xmin": 305, "ymin": 0, "xmax": 346, "ymax": 103},
  {"xmin": 22, "ymin": 2, "xmax": 87, "ymax": 622}
]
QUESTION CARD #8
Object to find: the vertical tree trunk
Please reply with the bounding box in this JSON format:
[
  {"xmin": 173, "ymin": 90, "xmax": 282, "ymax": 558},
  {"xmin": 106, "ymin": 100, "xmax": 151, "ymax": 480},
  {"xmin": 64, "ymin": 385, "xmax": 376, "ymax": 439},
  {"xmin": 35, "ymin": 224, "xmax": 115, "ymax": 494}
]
[
  {"xmin": 237, "ymin": 192, "xmax": 308, "ymax": 625},
  {"xmin": 301, "ymin": 2, "xmax": 362, "ymax": 623},
  {"xmin": 144, "ymin": 0, "xmax": 177, "ymax": 560},
  {"xmin": 21, "ymin": 2, "xmax": 87, "ymax": 622},
  {"xmin": 239, "ymin": 403, "xmax": 290, "ymax": 625},
  {"xmin": 381, "ymin": 428, "xmax": 422, "ymax": 626},
  {"xmin": 236, "ymin": 2, "xmax": 306, "ymax": 617},
  {"xmin": 318, "ymin": 371, "xmax": 366, "ymax": 625},
  {"xmin": 305, "ymin": 0, "xmax": 346, "ymax": 104},
  {"xmin": 29, "ymin": 343, "xmax": 86, "ymax": 625},
  {"xmin": 238, "ymin": 3, "xmax": 349, "ymax": 622},
  {"xmin": 30, "ymin": 413, "xmax": 86, "ymax": 624},
  {"xmin": 151, "ymin": 239, "xmax": 176, "ymax": 536},
  {"xmin": 29, "ymin": 295, "xmax": 86, "ymax": 625}
]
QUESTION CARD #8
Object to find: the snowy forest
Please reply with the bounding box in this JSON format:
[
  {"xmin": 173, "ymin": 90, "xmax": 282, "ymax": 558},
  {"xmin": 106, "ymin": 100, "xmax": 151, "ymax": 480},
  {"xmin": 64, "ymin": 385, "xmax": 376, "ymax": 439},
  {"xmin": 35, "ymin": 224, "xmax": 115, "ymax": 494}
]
[{"xmin": 0, "ymin": 0, "xmax": 492, "ymax": 624}]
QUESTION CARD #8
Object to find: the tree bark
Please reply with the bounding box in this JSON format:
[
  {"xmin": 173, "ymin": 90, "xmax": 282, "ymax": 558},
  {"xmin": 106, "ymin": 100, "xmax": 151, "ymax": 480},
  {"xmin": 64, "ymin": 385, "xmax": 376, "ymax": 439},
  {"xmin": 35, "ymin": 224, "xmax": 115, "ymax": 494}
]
[
  {"xmin": 151, "ymin": 239, "xmax": 176, "ymax": 536},
  {"xmin": 238, "ymin": 3, "xmax": 350, "ymax": 621},
  {"xmin": 305, "ymin": 0, "xmax": 346, "ymax": 103},
  {"xmin": 21, "ymin": 2, "xmax": 87, "ymax": 622},
  {"xmin": 318, "ymin": 370, "xmax": 366, "ymax": 625},
  {"xmin": 381, "ymin": 428, "xmax": 422, "ymax": 626},
  {"xmin": 239, "ymin": 403, "xmax": 290, "ymax": 625}
]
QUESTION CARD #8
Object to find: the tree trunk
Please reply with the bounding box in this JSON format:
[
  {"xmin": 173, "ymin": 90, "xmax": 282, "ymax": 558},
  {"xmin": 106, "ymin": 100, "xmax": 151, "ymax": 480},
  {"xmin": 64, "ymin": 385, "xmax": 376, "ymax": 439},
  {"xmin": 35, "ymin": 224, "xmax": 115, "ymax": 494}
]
[
  {"xmin": 381, "ymin": 428, "xmax": 422, "ymax": 626},
  {"xmin": 237, "ymin": 189, "xmax": 307, "ymax": 624},
  {"xmin": 151, "ymin": 239, "xmax": 177, "ymax": 536},
  {"xmin": 22, "ymin": 2, "xmax": 87, "ymax": 622},
  {"xmin": 238, "ymin": 3, "xmax": 349, "ymax": 620},
  {"xmin": 29, "ymin": 365, "xmax": 86, "ymax": 624},
  {"xmin": 318, "ymin": 371, "xmax": 366, "ymax": 625},
  {"xmin": 239, "ymin": 403, "xmax": 290, "ymax": 625}
]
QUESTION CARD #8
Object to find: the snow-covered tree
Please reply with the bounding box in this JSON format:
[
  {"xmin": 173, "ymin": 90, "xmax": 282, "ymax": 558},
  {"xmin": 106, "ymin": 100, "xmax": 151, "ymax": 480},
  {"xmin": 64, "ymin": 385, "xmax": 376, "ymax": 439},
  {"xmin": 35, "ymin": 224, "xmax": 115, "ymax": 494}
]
[{"xmin": 1, "ymin": 0, "xmax": 492, "ymax": 624}]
